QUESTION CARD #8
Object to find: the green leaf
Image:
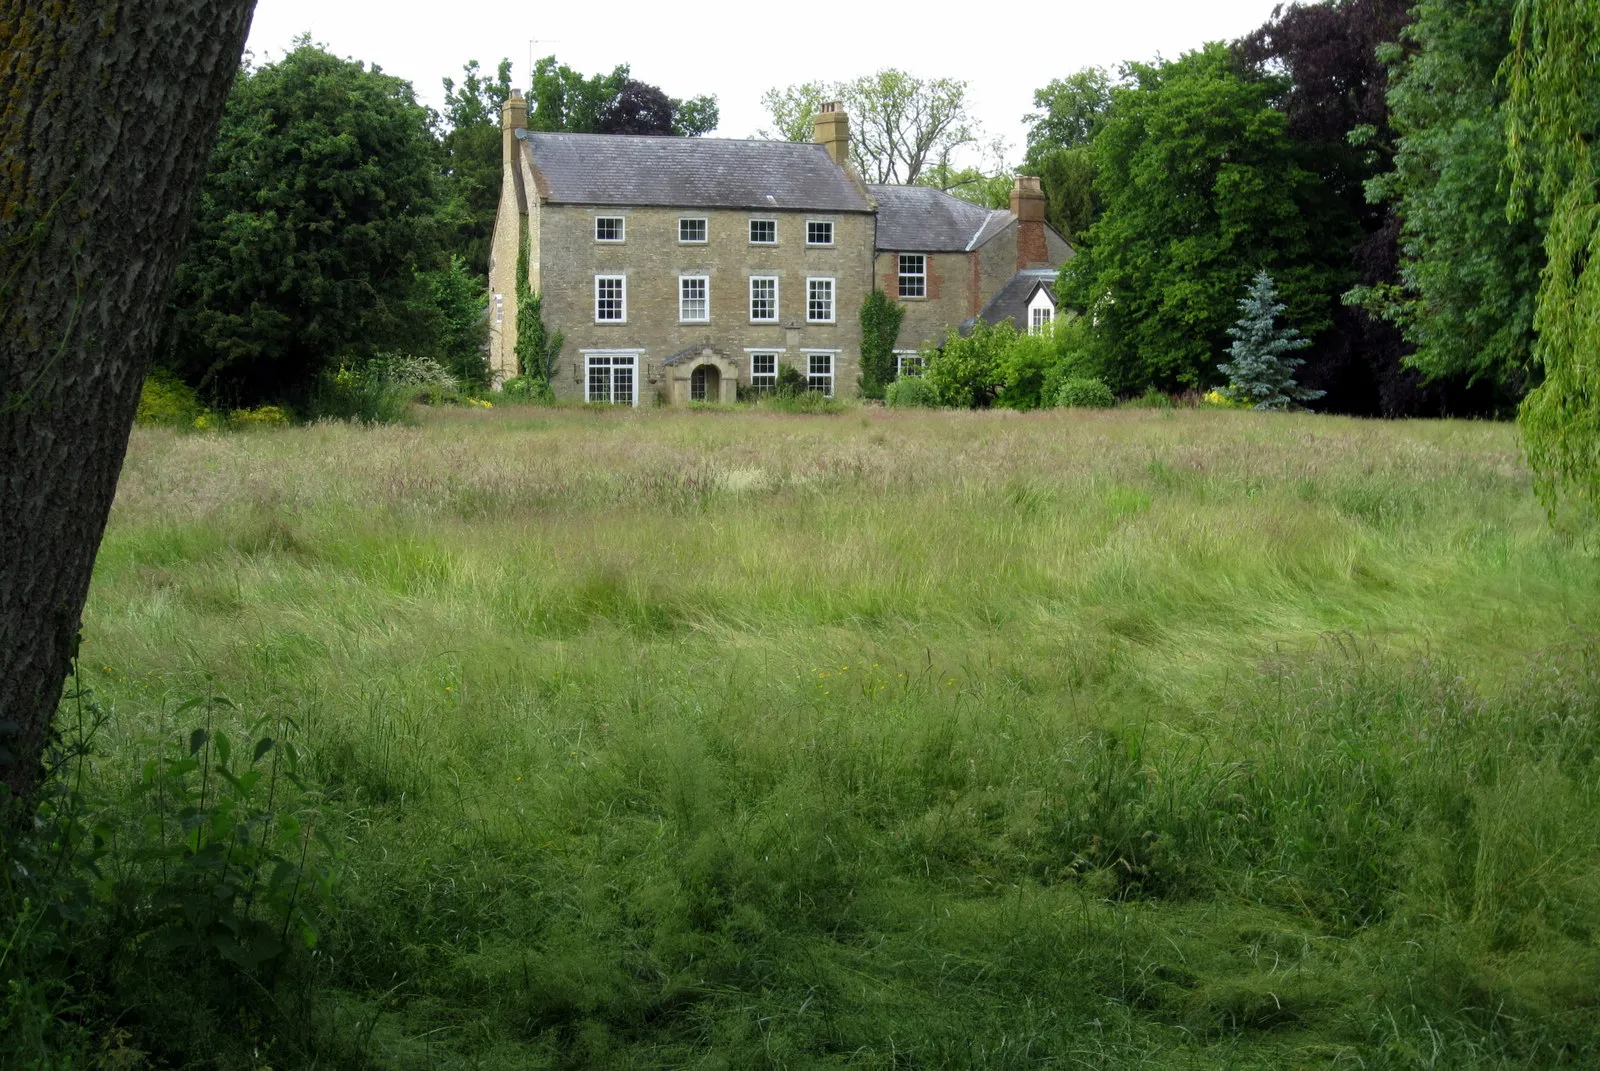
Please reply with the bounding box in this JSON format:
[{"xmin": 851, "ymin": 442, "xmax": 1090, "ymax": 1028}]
[
  {"xmin": 188, "ymin": 728, "xmax": 209, "ymax": 755},
  {"xmin": 253, "ymin": 736, "xmax": 276, "ymax": 763}
]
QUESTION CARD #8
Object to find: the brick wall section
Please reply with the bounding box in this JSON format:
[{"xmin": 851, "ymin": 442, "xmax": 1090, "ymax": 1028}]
[
  {"xmin": 1016, "ymin": 220, "xmax": 1049, "ymax": 270},
  {"xmin": 1011, "ymin": 176, "xmax": 1050, "ymax": 271},
  {"xmin": 877, "ymin": 250, "xmax": 976, "ymax": 350},
  {"xmin": 537, "ymin": 205, "xmax": 874, "ymax": 402}
]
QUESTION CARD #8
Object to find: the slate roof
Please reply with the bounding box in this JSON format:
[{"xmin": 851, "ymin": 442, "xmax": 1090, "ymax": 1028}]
[
  {"xmin": 971, "ymin": 269, "xmax": 1059, "ymax": 333},
  {"xmin": 868, "ymin": 184, "xmax": 1014, "ymax": 252},
  {"xmin": 517, "ymin": 131, "xmax": 873, "ymax": 212}
]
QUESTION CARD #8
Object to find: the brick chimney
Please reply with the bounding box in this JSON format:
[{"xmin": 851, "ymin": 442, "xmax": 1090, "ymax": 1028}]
[
  {"xmin": 502, "ymin": 89, "xmax": 528, "ymax": 170},
  {"xmin": 1011, "ymin": 175, "xmax": 1048, "ymax": 270},
  {"xmin": 813, "ymin": 101, "xmax": 849, "ymax": 167}
]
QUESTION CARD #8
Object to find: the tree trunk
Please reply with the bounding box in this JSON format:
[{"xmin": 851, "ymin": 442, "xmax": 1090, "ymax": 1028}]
[{"xmin": 0, "ymin": 0, "xmax": 257, "ymax": 831}]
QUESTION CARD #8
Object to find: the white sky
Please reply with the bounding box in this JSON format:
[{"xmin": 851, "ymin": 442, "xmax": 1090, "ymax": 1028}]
[{"xmin": 244, "ymin": 0, "xmax": 1287, "ymax": 168}]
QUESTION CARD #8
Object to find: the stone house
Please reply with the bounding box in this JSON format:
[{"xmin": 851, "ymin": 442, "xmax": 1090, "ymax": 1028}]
[{"xmin": 488, "ymin": 94, "xmax": 1072, "ymax": 404}]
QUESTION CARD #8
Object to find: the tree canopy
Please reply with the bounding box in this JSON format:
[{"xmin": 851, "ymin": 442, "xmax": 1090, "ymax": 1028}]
[
  {"xmin": 1505, "ymin": 0, "xmax": 1600, "ymax": 513},
  {"xmin": 163, "ymin": 41, "xmax": 447, "ymax": 404},
  {"xmin": 1060, "ymin": 43, "xmax": 1355, "ymax": 391},
  {"xmin": 761, "ymin": 70, "xmax": 977, "ymax": 185},
  {"xmin": 1353, "ymin": 0, "xmax": 1543, "ymax": 398},
  {"xmin": 1025, "ymin": 67, "xmax": 1114, "ymax": 164},
  {"xmin": 1233, "ymin": 0, "xmax": 1446, "ymax": 416},
  {"xmin": 440, "ymin": 59, "xmax": 513, "ymax": 275},
  {"xmin": 528, "ymin": 57, "xmax": 718, "ymax": 136}
]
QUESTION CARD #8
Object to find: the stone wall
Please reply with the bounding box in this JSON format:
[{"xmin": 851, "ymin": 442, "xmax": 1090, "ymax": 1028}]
[{"xmin": 537, "ymin": 204, "xmax": 875, "ymax": 403}]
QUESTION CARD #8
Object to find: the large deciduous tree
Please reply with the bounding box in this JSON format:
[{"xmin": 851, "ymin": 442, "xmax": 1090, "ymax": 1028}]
[
  {"xmin": 1506, "ymin": 0, "xmax": 1600, "ymax": 513},
  {"xmin": 760, "ymin": 70, "xmax": 977, "ymax": 184},
  {"xmin": 1022, "ymin": 68, "xmax": 1114, "ymax": 241},
  {"xmin": 0, "ymin": 0, "xmax": 257, "ymax": 829},
  {"xmin": 528, "ymin": 57, "xmax": 717, "ymax": 137},
  {"xmin": 1353, "ymin": 0, "xmax": 1543, "ymax": 404},
  {"xmin": 1025, "ymin": 67, "xmax": 1114, "ymax": 162},
  {"xmin": 1236, "ymin": 0, "xmax": 1447, "ymax": 416},
  {"xmin": 162, "ymin": 41, "xmax": 446, "ymax": 406},
  {"xmin": 442, "ymin": 59, "xmax": 514, "ymax": 275},
  {"xmin": 1061, "ymin": 44, "xmax": 1355, "ymax": 391}
]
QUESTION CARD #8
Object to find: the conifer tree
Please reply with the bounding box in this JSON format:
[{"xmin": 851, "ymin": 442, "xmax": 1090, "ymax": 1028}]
[{"xmin": 1218, "ymin": 270, "xmax": 1326, "ymax": 410}]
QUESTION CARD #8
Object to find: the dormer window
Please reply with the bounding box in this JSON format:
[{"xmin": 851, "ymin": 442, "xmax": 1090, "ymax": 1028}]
[
  {"xmin": 595, "ymin": 216, "xmax": 624, "ymax": 242},
  {"xmin": 749, "ymin": 219, "xmax": 777, "ymax": 244}
]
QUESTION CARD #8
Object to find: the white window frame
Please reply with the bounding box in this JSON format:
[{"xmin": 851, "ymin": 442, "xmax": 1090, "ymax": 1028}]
[
  {"xmin": 748, "ymin": 351, "xmax": 780, "ymax": 389},
  {"xmin": 595, "ymin": 216, "xmax": 625, "ymax": 243},
  {"xmin": 806, "ymin": 277, "xmax": 835, "ymax": 324},
  {"xmin": 806, "ymin": 220, "xmax": 834, "ymax": 246},
  {"xmin": 594, "ymin": 274, "xmax": 627, "ymax": 323},
  {"xmin": 679, "ymin": 275, "xmax": 710, "ymax": 323},
  {"xmin": 1027, "ymin": 287, "xmax": 1057, "ymax": 335},
  {"xmin": 749, "ymin": 276, "xmax": 779, "ymax": 323},
  {"xmin": 898, "ymin": 254, "xmax": 926, "ymax": 299},
  {"xmin": 582, "ymin": 351, "xmax": 640, "ymax": 406},
  {"xmin": 749, "ymin": 218, "xmax": 777, "ymax": 245},
  {"xmin": 803, "ymin": 350, "xmax": 836, "ymax": 396},
  {"xmin": 678, "ymin": 217, "xmax": 707, "ymax": 244},
  {"xmin": 894, "ymin": 350, "xmax": 924, "ymax": 377}
]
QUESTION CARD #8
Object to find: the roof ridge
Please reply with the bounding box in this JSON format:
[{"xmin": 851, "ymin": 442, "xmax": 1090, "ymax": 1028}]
[
  {"xmin": 525, "ymin": 130, "xmax": 831, "ymax": 148},
  {"xmin": 966, "ymin": 209, "xmax": 1003, "ymax": 253}
]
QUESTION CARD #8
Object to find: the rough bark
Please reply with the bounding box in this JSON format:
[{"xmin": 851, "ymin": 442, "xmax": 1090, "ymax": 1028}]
[{"xmin": 0, "ymin": 0, "xmax": 257, "ymax": 830}]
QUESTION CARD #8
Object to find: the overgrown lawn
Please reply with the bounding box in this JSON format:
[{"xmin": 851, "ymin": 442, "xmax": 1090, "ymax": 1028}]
[{"xmin": 76, "ymin": 406, "xmax": 1600, "ymax": 1067}]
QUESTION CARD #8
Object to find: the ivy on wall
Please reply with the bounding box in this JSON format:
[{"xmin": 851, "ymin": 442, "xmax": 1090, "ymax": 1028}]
[
  {"xmin": 514, "ymin": 215, "xmax": 563, "ymax": 393},
  {"xmin": 859, "ymin": 289, "xmax": 906, "ymax": 399}
]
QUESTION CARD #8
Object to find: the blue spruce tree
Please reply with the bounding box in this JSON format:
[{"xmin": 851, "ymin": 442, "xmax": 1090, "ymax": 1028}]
[{"xmin": 1217, "ymin": 270, "xmax": 1324, "ymax": 410}]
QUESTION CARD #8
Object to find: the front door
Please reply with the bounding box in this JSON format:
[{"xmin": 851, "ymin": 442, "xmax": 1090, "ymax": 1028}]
[{"xmin": 689, "ymin": 364, "xmax": 720, "ymax": 402}]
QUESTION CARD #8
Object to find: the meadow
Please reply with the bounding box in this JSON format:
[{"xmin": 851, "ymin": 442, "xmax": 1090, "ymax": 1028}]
[{"xmin": 64, "ymin": 404, "xmax": 1600, "ymax": 1067}]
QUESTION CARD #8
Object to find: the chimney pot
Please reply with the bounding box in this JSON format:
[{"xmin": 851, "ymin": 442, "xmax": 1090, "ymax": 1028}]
[{"xmin": 501, "ymin": 90, "xmax": 528, "ymax": 131}]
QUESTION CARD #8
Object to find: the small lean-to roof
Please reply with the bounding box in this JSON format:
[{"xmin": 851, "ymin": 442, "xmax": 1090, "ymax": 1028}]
[
  {"xmin": 517, "ymin": 131, "xmax": 873, "ymax": 212},
  {"xmin": 869, "ymin": 184, "xmax": 1015, "ymax": 252},
  {"xmin": 972, "ymin": 269, "xmax": 1059, "ymax": 333}
]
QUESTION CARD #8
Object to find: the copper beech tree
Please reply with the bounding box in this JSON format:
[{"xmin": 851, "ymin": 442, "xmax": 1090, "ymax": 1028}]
[{"xmin": 0, "ymin": 0, "xmax": 257, "ymax": 832}]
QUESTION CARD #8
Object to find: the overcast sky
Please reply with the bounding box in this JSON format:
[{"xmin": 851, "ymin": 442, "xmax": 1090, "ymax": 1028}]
[{"xmin": 244, "ymin": 0, "xmax": 1288, "ymax": 167}]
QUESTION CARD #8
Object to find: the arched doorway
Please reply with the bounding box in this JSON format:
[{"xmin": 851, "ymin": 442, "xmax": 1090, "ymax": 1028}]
[{"xmin": 689, "ymin": 364, "xmax": 720, "ymax": 402}]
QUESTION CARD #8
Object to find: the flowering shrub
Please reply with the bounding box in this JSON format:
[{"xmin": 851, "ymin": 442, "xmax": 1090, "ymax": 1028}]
[
  {"xmin": 370, "ymin": 353, "xmax": 459, "ymax": 392},
  {"xmin": 229, "ymin": 405, "xmax": 291, "ymax": 428},
  {"xmin": 136, "ymin": 373, "xmax": 204, "ymax": 428}
]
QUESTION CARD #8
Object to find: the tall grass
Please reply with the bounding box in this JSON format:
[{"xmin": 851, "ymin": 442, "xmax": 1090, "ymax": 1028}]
[{"xmin": 52, "ymin": 406, "xmax": 1600, "ymax": 1066}]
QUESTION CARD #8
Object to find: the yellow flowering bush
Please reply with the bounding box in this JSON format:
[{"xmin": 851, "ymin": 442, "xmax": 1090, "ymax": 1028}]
[
  {"xmin": 230, "ymin": 405, "xmax": 291, "ymax": 428},
  {"xmin": 135, "ymin": 372, "xmax": 203, "ymax": 428}
]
